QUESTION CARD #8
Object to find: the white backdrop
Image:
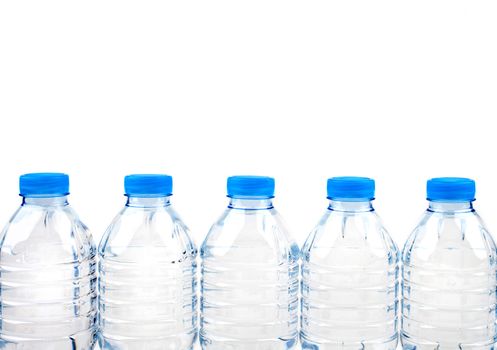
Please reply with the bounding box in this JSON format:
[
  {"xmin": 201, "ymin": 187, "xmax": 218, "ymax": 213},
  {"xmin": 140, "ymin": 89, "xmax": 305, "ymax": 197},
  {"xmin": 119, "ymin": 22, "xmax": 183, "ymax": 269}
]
[{"xmin": 1, "ymin": 1, "xmax": 497, "ymax": 349}]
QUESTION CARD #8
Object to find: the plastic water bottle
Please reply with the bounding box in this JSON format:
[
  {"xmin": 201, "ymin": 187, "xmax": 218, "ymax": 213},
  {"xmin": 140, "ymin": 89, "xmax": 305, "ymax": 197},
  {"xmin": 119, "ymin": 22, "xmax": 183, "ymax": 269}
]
[
  {"xmin": 98, "ymin": 174, "xmax": 197, "ymax": 350},
  {"xmin": 200, "ymin": 176, "xmax": 299, "ymax": 349},
  {"xmin": 0, "ymin": 173, "xmax": 97, "ymax": 349},
  {"xmin": 402, "ymin": 177, "xmax": 497, "ymax": 349},
  {"xmin": 301, "ymin": 177, "xmax": 399, "ymax": 350}
]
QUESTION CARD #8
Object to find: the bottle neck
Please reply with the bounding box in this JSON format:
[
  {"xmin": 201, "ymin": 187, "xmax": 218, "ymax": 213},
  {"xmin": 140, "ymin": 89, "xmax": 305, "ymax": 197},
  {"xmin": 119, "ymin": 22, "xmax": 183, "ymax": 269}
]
[
  {"xmin": 22, "ymin": 195, "xmax": 69, "ymax": 207},
  {"xmin": 228, "ymin": 197, "xmax": 274, "ymax": 210},
  {"xmin": 428, "ymin": 200, "xmax": 474, "ymax": 213},
  {"xmin": 328, "ymin": 200, "xmax": 374, "ymax": 212},
  {"xmin": 126, "ymin": 196, "xmax": 171, "ymax": 208}
]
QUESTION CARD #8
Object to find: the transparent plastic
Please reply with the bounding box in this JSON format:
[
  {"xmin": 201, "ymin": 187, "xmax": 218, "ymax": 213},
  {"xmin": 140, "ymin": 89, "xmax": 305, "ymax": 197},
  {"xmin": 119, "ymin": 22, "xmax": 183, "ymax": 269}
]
[
  {"xmin": 402, "ymin": 201, "xmax": 497, "ymax": 350},
  {"xmin": 98, "ymin": 196, "xmax": 197, "ymax": 350},
  {"xmin": 0, "ymin": 196, "xmax": 97, "ymax": 349},
  {"xmin": 200, "ymin": 198, "xmax": 299, "ymax": 350},
  {"xmin": 301, "ymin": 200, "xmax": 399, "ymax": 350}
]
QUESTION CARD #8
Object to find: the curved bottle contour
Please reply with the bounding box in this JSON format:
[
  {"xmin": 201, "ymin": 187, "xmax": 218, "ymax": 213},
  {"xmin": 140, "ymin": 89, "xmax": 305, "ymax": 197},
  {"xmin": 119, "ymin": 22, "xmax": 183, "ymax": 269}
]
[
  {"xmin": 301, "ymin": 200, "xmax": 399, "ymax": 350},
  {"xmin": 401, "ymin": 202, "xmax": 497, "ymax": 350},
  {"xmin": 98, "ymin": 196, "xmax": 197, "ymax": 350},
  {"xmin": 200, "ymin": 198, "xmax": 299, "ymax": 350},
  {"xmin": 0, "ymin": 196, "xmax": 97, "ymax": 349}
]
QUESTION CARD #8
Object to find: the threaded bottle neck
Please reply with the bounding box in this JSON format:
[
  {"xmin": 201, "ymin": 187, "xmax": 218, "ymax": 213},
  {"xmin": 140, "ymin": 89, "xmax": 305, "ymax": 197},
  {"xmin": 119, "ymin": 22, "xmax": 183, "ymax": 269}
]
[
  {"xmin": 428, "ymin": 201, "xmax": 474, "ymax": 213},
  {"xmin": 328, "ymin": 200, "xmax": 374, "ymax": 212},
  {"xmin": 23, "ymin": 195, "xmax": 69, "ymax": 207},
  {"xmin": 228, "ymin": 198, "xmax": 274, "ymax": 210},
  {"xmin": 126, "ymin": 196, "xmax": 171, "ymax": 208}
]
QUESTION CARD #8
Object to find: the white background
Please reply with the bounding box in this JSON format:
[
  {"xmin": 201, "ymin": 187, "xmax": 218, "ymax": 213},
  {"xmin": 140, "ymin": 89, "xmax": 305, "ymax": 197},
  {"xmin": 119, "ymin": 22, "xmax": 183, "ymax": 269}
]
[{"xmin": 1, "ymin": 1, "xmax": 496, "ymax": 349}]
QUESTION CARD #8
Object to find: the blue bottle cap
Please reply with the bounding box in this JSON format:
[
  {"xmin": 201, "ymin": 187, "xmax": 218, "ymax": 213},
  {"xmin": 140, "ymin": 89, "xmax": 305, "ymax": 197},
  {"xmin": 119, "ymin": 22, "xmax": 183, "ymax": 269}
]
[
  {"xmin": 427, "ymin": 177, "xmax": 475, "ymax": 202},
  {"xmin": 327, "ymin": 176, "xmax": 375, "ymax": 201},
  {"xmin": 124, "ymin": 174, "xmax": 173, "ymax": 197},
  {"xmin": 19, "ymin": 173, "xmax": 70, "ymax": 197},
  {"xmin": 227, "ymin": 175, "xmax": 275, "ymax": 198}
]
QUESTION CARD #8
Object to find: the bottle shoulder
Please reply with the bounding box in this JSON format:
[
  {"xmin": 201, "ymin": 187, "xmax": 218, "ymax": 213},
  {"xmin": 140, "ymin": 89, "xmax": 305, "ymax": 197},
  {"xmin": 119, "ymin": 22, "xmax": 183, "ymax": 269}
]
[
  {"xmin": 402, "ymin": 210, "xmax": 497, "ymax": 267},
  {"xmin": 98, "ymin": 205, "xmax": 197, "ymax": 260},
  {"xmin": 302, "ymin": 210, "xmax": 399, "ymax": 258},
  {"xmin": 0, "ymin": 204, "xmax": 95, "ymax": 265},
  {"xmin": 200, "ymin": 207, "xmax": 299, "ymax": 262}
]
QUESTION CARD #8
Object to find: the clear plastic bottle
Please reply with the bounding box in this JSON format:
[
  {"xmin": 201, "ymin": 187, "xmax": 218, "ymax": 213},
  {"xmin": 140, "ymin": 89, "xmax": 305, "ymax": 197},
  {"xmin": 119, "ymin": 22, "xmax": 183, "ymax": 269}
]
[
  {"xmin": 98, "ymin": 174, "xmax": 197, "ymax": 350},
  {"xmin": 402, "ymin": 177, "xmax": 497, "ymax": 350},
  {"xmin": 301, "ymin": 177, "xmax": 399, "ymax": 350},
  {"xmin": 200, "ymin": 176, "xmax": 299, "ymax": 350},
  {"xmin": 0, "ymin": 173, "xmax": 97, "ymax": 349}
]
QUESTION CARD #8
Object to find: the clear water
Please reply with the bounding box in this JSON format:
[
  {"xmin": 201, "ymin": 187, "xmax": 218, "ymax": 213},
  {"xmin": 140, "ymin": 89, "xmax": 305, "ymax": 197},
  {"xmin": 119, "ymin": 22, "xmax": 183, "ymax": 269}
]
[
  {"xmin": 402, "ymin": 201, "xmax": 497, "ymax": 350},
  {"xmin": 98, "ymin": 196, "xmax": 197, "ymax": 350},
  {"xmin": 200, "ymin": 198, "xmax": 299, "ymax": 350},
  {"xmin": 301, "ymin": 200, "xmax": 399, "ymax": 350},
  {"xmin": 0, "ymin": 196, "xmax": 97, "ymax": 349}
]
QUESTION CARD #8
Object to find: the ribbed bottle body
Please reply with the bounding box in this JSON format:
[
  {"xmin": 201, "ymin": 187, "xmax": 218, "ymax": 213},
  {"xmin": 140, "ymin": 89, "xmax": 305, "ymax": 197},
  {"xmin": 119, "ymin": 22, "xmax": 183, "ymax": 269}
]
[
  {"xmin": 200, "ymin": 199, "xmax": 299, "ymax": 350},
  {"xmin": 98, "ymin": 198, "xmax": 197, "ymax": 350},
  {"xmin": 0, "ymin": 198, "xmax": 97, "ymax": 349},
  {"xmin": 402, "ymin": 203, "xmax": 497, "ymax": 350},
  {"xmin": 301, "ymin": 201, "xmax": 399, "ymax": 350}
]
